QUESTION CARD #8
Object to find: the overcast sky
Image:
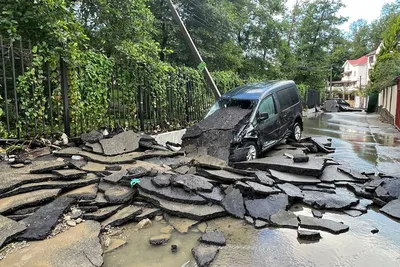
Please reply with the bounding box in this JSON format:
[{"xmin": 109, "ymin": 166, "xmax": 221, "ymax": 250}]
[{"xmin": 286, "ymin": 0, "xmax": 394, "ymax": 31}]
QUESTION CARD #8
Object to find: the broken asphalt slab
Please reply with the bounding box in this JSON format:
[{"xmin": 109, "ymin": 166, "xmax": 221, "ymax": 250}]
[
  {"xmin": 51, "ymin": 169, "xmax": 87, "ymax": 180},
  {"xmin": 198, "ymin": 231, "xmax": 226, "ymax": 246},
  {"xmin": 277, "ymin": 183, "xmax": 304, "ymax": 200},
  {"xmin": 1, "ymin": 221, "xmax": 103, "ymax": 267},
  {"xmin": 98, "ymin": 181, "xmax": 135, "ymax": 204},
  {"xmin": 337, "ymin": 166, "xmax": 369, "ymax": 182},
  {"xmin": 83, "ymin": 205, "xmax": 123, "ymax": 221},
  {"xmin": 0, "ymin": 215, "xmax": 26, "ymax": 248},
  {"xmin": 198, "ymin": 187, "xmax": 225, "ymax": 204},
  {"xmin": 29, "ymin": 161, "xmax": 69, "ymax": 174},
  {"xmin": 254, "ymin": 171, "xmax": 275, "ymax": 186},
  {"xmin": 245, "ymin": 181, "xmax": 281, "ymax": 195},
  {"xmin": 0, "ymin": 189, "xmax": 61, "ymax": 215},
  {"xmin": 298, "ymin": 215, "xmax": 349, "ymax": 234},
  {"xmin": 197, "ymin": 169, "xmax": 255, "ymax": 183},
  {"xmin": 139, "ymin": 191, "xmax": 226, "ymax": 221},
  {"xmin": 18, "ymin": 197, "xmax": 74, "ymax": 241},
  {"xmin": 151, "ymin": 174, "xmax": 171, "ymax": 187},
  {"xmin": 380, "ymin": 199, "xmax": 400, "ymax": 220},
  {"xmin": 137, "ymin": 178, "xmax": 207, "ymax": 204},
  {"xmin": 0, "ymin": 174, "xmax": 99, "ymax": 198},
  {"xmin": 0, "ymin": 172, "xmax": 59, "ymax": 194},
  {"xmin": 221, "ymin": 188, "xmax": 246, "ymax": 219},
  {"xmin": 164, "ymin": 215, "xmax": 199, "ymax": 234},
  {"xmin": 192, "ymin": 245, "xmax": 220, "ymax": 267},
  {"xmin": 302, "ymin": 190, "xmax": 359, "ymax": 210},
  {"xmin": 319, "ymin": 165, "xmax": 359, "ymax": 183},
  {"xmin": 53, "ymin": 147, "xmax": 184, "ymax": 164},
  {"xmin": 269, "ymin": 170, "xmax": 321, "ymax": 185},
  {"xmin": 100, "ymin": 170, "xmax": 128, "ymax": 184},
  {"xmin": 171, "ymin": 174, "xmax": 214, "ymax": 192},
  {"xmin": 100, "ymin": 131, "xmax": 141, "ymax": 156},
  {"xmin": 270, "ymin": 210, "xmax": 299, "ymax": 229},
  {"xmin": 297, "ymin": 229, "xmax": 321, "ymax": 241},
  {"xmin": 244, "ymin": 194, "xmax": 289, "ymax": 221},
  {"xmin": 63, "ymin": 184, "xmax": 98, "ymax": 200},
  {"xmin": 101, "ymin": 205, "xmax": 143, "ymax": 229},
  {"xmin": 234, "ymin": 156, "xmax": 325, "ymax": 177}
]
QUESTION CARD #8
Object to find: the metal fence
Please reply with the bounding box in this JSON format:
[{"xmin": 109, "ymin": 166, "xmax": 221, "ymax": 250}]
[{"xmin": 0, "ymin": 37, "xmax": 217, "ymax": 139}]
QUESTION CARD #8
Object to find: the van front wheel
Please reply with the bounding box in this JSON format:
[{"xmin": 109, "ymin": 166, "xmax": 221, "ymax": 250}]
[{"xmin": 291, "ymin": 122, "xmax": 302, "ymax": 142}]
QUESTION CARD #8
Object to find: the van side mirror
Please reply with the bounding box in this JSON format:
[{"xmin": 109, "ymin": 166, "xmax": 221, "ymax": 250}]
[{"xmin": 258, "ymin": 112, "xmax": 269, "ymax": 122}]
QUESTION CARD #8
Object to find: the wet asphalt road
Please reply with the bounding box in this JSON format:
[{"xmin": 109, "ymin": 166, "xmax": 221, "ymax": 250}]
[{"xmin": 304, "ymin": 112, "xmax": 400, "ymax": 177}]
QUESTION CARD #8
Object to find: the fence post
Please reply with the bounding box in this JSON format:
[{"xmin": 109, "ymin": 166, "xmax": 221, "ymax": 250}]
[
  {"xmin": 185, "ymin": 79, "xmax": 190, "ymax": 123},
  {"xmin": 138, "ymin": 85, "xmax": 144, "ymax": 131},
  {"xmin": 60, "ymin": 57, "xmax": 71, "ymax": 137}
]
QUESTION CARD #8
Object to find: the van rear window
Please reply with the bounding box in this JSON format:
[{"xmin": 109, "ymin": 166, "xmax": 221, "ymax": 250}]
[{"xmin": 276, "ymin": 87, "xmax": 299, "ymax": 110}]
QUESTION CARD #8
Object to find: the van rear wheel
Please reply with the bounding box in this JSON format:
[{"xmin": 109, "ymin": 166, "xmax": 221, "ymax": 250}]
[{"xmin": 291, "ymin": 122, "xmax": 302, "ymax": 142}]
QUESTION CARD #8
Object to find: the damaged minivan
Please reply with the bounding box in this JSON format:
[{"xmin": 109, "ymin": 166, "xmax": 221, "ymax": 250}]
[{"xmin": 206, "ymin": 81, "xmax": 303, "ymax": 162}]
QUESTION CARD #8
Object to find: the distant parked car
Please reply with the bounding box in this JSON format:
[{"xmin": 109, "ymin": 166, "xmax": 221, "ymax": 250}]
[
  {"xmin": 206, "ymin": 81, "xmax": 303, "ymax": 162},
  {"xmin": 322, "ymin": 98, "xmax": 361, "ymax": 112}
]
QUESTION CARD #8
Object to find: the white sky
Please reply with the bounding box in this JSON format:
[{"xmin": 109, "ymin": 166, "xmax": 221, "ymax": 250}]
[{"xmin": 286, "ymin": 0, "xmax": 395, "ymax": 31}]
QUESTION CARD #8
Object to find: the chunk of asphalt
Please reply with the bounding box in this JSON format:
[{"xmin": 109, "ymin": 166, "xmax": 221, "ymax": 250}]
[
  {"xmin": 269, "ymin": 170, "xmax": 321, "ymax": 185},
  {"xmin": 380, "ymin": 199, "xmax": 400, "ymax": 220},
  {"xmin": 312, "ymin": 209, "xmax": 323, "ymax": 218},
  {"xmin": 98, "ymin": 182, "xmax": 135, "ymax": 204},
  {"xmin": 302, "ymin": 190, "xmax": 359, "ymax": 210},
  {"xmin": 297, "ymin": 230, "xmax": 321, "ymax": 241},
  {"xmin": 0, "ymin": 174, "xmax": 99, "ymax": 198},
  {"xmin": 301, "ymin": 185, "xmax": 336, "ymax": 194},
  {"xmin": 269, "ymin": 210, "xmax": 298, "ymax": 229},
  {"xmin": 197, "ymin": 169, "xmax": 255, "ymax": 183},
  {"xmin": 199, "ymin": 231, "xmax": 226, "ymax": 246},
  {"xmin": 277, "ymin": 183, "xmax": 304, "ymax": 200},
  {"xmin": 63, "ymin": 184, "xmax": 98, "ymax": 201},
  {"xmin": 298, "ymin": 215, "xmax": 349, "ymax": 234},
  {"xmin": 0, "ymin": 189, "xmax": 61, "ymax": 215},
  {"xmin": 293, "ymin": 154, "xmax": 309, "ymax": 163},
  {"xmin": 221, "ymin": 188, "xmax": 246, "ymax": 219},
  {"xmin": 164, "ymin": 215, "xmax": 199, "ymax": 234},
  {"xmin": 134, "ymin": 207, "xmax": 160, "ymax": 222},
  {"xmin": 254, "ymin": 220, "xmax": 268, "ymax": 229},
  {"xmin": 151, "ymin": 174, "xmax": 172, "ymax": 187},
  {"xmin": 344, "ymin": 210, "xmax": 363, "ymax": 217},
  {"xmin": 197, "ymin": 187, "xmax": 225, "ymax": 204},
  {"xmin": 234, "ymin": 156, "xmax": 325, "ymax": 177},
  {"xmin": 137, "ymin": 178, "xmax": 207, "ymax": 204},
  {"xmin": 51, "ymin": 169, "xmax": 87, "ymax": 180},
  {"xmin": 380, "ymin": 178, "xmax": 400, "ymax": 199},
  {"xmin": 244, "ymin": 216, "xmax": 254, "ymax": 225},
  {"xmin": 138, "ymin": 191, "xmax": 226, "ymax": 221},
  {"xmin": 245, "ymin": 182, "xmax": 281, "ymax": 196},
  {"xmin": 0, "ymin": 215, "xmax": 27, "ymax": 248},
  {"xmin": 337, "ymin": 166, "xmax": 369, "ymax": 182},
  {"xmin": 29, "ymin": 161, "xmax": 69, "ymax": 174},
  {"xmin": 85, "ymin": 142, "xmax": 104, "ymax": 154},
  {"xmin": 83, "ymin": 205, "xmax": 123, "ymax": 221},
  {"xmin": 149, "ymin": 234, "xmax": 171, "ymax": 245},
  {"xmin": 127, "ymin": 166, "xmax": 150, "ymax": 178},
  {"xmin": 192, "ymin": 245, "xmax": 220, "ymax": 267},
  {"xmin": 81, "ymin": 130, "xmax": 103, "ymax": 143},
  {"xmin": 254, "ymin": 171, "xmax": 275, "ymax": 186},
  {"xmin": 244, "ymin": 194, "xmax": 289, "ymax": 221},
  {"xmin": 19, "ymin": 197, "xmax": 74, "ymax": 241},
  {"xmin": 102, "ymin": 170, "xmax": 128, "ymax": 184},
  {"xmin": 101, "ymin": 205, "xmax": 143, "ymax": 229},
  {"xmin": 171, "ymin": 174, "xmax": 214, "ymax": 192}
]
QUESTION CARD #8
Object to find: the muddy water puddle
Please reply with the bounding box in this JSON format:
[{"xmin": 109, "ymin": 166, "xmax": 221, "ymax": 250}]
[
  {"xmin": 103, "ymin": 220, "xmax": 200, "ymax": 267},
  {"xmin": 104, "ymin": 205, "xmax": 400, "ymax": 267}
]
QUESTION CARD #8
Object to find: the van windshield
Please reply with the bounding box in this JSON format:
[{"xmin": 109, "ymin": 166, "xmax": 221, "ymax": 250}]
[{"xmin": 205, "ymin": 98, "xmax": 257, "ymax": 118}]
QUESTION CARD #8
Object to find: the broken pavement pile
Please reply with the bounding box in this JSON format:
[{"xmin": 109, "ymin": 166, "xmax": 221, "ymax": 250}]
[{"xmin": 1, "ymin": 131, "xmax": 400, "ymax": 267}]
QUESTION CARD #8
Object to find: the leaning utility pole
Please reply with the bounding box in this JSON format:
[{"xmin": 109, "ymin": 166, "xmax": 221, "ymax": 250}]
[{"xmin": 165, "ymin": 0, "xmax": 221, "ymax": 99}]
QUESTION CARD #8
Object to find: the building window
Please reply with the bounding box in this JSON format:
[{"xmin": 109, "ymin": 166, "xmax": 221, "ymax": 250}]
[
  {"xmin": 354, "ymin": 71, "xmax": 356, "ymax": 77},
  {"xmin": 369, "ymin": 56, "xmax": 374, "ymax": 64}
]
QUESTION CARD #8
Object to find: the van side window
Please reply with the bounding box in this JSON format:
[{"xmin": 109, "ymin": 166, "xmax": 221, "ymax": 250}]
[
  {"xmin": 258, "ymin": 95, "xmax": 276, "ymax": 116},
  {"xmin": 289, "ymin": 86, "xmax": 300, "ymax": 104},
  {"xmin": 276, "ymin": 88, "xmax": 292, "ymax": 110}
]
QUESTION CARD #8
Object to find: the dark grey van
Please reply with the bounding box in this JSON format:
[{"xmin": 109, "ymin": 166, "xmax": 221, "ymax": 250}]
[{"xmin": 206, "ymin": 81, "xmax": 303, "ymax": 161}]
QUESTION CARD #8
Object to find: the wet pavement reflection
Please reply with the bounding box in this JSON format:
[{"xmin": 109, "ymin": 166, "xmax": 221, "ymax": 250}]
[{"xmin": 304, "ymin": 112, "xmax": 400, "ymax": 176}]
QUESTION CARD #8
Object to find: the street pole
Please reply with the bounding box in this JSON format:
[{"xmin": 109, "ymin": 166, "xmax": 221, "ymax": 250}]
[
  {"xmin": 330, "ymin": 65, "xmax": 333, "ymax": 98},
  {"xmin": 165, "ymin": 0, "xmax": 221, "ymax": 99}
]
